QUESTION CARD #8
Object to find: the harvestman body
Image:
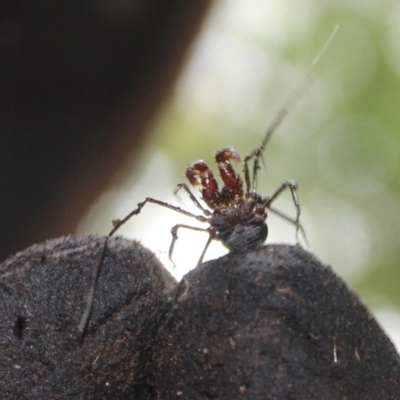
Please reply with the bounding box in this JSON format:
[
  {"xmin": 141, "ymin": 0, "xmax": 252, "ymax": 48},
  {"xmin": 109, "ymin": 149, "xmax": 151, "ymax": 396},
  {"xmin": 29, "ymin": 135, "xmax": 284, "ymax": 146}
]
[{"xmin": 78, "ymin": 27, "xmax": 339, "ymax": 333}]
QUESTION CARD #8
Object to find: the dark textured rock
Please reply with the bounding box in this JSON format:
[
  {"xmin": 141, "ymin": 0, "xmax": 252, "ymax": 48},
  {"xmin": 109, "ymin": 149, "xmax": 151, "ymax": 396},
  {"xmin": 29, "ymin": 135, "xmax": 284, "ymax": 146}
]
[
  {"xmin": 2, "ymin": 238, "xmax": 400, "ymax": 399},
  {"xmin": 0, "ymin": 234, "xmax": 176, "ymax": 399},
  {"xmin": 152, "ymin": 244, "xmax": 400, "ymax": 399}
]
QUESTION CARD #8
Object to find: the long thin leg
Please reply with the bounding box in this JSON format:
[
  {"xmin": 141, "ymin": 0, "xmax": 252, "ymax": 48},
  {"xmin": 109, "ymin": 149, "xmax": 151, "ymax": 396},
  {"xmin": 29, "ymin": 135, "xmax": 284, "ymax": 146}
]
[
  {"xmin": 264, "ymin": 180, "xmax": 309, "ymax": 246},
  {"xmin": 267, "ymin": 205, "xmax": 308, "ymax": 246},
  {"xmin": 243, "ymin": 158, "xmax": 251, "ymax": 193},
  {"xmin": 266, "ymin": 181, "xmax": 300, "ymax": 233},
  {"xmin": 243, "ymin": 107, "xmax": 288, "ymax": 194},
  {"xmin": 78, "ymin": 236, "xmax": 109, "ymax": 333},
  {"xmin": 197, "ymin": 234, "xmax": 214, "ymax": 266},
  {"xmin": 174, "ymin": 183, "xmax": 211, "ymax": 215},
  {"xmin": 79, "ymin": 197, "xmax": 209, "ymax": 334},
  {"xmin": 265, "ymin": 180, "xmax": 299, "ymax": 208},
  {"xmin": 243, "ymin": 26, "xmax": 339, "ymax": 193},
  {"xmin": 243, "ymin": 153, "xmax": 266, "ymax": 195},
  {"xmin": 110, "ymin": 197, "xmax": 208, "ymax": 236},
  {"xmin": 169, "ymin": 224, "xmax": 213, "ymax": 268}
]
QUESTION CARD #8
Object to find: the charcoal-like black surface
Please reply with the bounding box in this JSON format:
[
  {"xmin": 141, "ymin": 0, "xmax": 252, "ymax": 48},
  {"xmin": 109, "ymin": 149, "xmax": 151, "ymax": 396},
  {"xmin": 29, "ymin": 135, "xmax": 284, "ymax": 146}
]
[
  {"xmin": 0, "ymin": 235, "xmax": 176, "ymax": 400},
  {"xmin": 152, "ymin": 245, "xmax": 400, "ymax": 400}
]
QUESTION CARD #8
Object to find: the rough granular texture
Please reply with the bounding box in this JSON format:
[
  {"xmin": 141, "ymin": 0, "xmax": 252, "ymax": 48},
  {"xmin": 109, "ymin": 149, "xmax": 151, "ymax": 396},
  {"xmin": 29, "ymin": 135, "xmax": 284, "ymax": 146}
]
[
  {"xmin": 1, "ymin": 238, "xmax": 400, "ymax": 399},
  {"xmin": 0, "ymin": 235, "xmax": 176, "ymax": 399},
  {"xmin": 152, "ymin": 245, "xmax": 400, "ymax": 400}
]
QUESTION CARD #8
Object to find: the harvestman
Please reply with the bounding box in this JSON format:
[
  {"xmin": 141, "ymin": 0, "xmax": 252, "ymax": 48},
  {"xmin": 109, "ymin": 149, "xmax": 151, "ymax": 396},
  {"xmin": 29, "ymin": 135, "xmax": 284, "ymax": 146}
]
[{"xmin": 78, "ymin": 27, "xmax": 339, "ymax": 333}]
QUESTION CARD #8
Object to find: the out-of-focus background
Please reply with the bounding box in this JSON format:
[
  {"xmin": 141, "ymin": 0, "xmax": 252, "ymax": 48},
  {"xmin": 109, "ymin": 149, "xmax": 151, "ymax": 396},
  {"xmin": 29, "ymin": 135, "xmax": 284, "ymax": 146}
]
[{"xmin": 2, "ymin": 1, "xmax": 400, "ymax": 349}]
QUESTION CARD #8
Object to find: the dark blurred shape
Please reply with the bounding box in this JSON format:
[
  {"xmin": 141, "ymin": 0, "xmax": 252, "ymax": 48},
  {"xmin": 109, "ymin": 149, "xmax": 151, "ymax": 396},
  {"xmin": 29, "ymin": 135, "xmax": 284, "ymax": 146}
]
[
  {"xmin": 153, "ymin": 245, "xmax": 400, "ymax": 399},
  {"xmin": 0, "ymin": 1, "xmax": 213, "ymax": 261},
  {"xmin": 0, "ymin": 235, "xmax": 176, "ymax": 399}
]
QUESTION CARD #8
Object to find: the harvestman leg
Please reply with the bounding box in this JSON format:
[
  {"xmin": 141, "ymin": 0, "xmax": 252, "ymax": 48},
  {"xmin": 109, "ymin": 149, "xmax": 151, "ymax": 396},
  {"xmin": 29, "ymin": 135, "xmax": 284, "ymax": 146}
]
[
  {"xmin": 243, "ymin": 107, "xmax": 289, "ymax": 193},
  {"xmin": 240, "ymin": 26, "xmax": 340, "ymax": 241},
  {"xmin": 174, "ymin": 183, "xmax": 212, "ymax": 216},
  {"xmin": 110, "ymin": 197, "xmax": 208, "ymax": 235},
  {"xmin": 172, "ymin": 184, "xmax": 215, "ymax": 265},
  {"xmin": 242, "ymin": 147, "xmax": 308, "ymax": 245},
  {"xmin": 78, "ymin": 197, "xmax": 209, "ymax": 333},
  {"xmin": 264, "ymin": 180, "xmax": 309, "ymax": 246},
  {"xmin": 170, "ymin": 224, "xmax": 214, "ymax": 268}
]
